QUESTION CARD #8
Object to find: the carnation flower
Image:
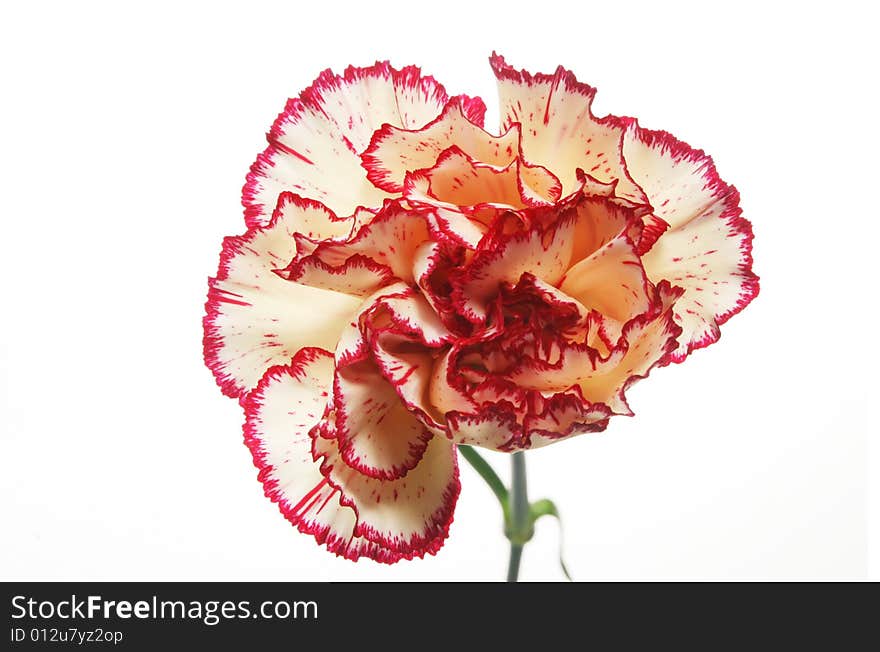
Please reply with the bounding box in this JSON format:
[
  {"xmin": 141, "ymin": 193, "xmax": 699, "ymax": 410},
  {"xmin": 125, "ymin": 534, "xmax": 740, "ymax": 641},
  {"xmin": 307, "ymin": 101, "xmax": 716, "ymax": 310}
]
[{"xmin": 203, "ymin": 54, "xmax": 758, "ymax": 563}]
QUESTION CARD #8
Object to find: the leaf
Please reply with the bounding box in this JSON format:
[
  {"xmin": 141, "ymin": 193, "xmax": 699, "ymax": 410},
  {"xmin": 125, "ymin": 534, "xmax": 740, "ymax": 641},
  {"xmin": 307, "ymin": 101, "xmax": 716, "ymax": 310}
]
[{"xmin": 529, "ymin": 498, "xmax": 573, "ymax": 581}]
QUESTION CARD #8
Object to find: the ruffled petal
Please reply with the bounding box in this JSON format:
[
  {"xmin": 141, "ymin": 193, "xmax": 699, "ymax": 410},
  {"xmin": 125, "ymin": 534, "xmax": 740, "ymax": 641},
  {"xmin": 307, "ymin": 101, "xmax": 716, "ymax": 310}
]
[
  {"xmin": 559, "ymin": 228, "xmax": 652, "ymax": 343},
  {"xmin": 622, "ymin": 125, "xmax": 759, "ymax": 359},
  {"xmin": 411, "ymin": 242, "xmax": 482, "ymax": 336},
  {"xmin": 404, "ymin": 146, "xmax": 562, "ymax": 211},
  {"xmin": 331, "ymin": 283, "xmax": 448, "ymax": 479},
  {"xmin": 331, "ymin": 358, "xmax": 435, "ymax": 480},
  {"xmin": 635, "ymin": 214, "xmax": 670, "ymax": 256},
  {"xmin": 506, "ymin": 272, "xmax": 591, "ymax": 335},
  {"xmin": 402, "ymin": 177, "xmax": 496, "ymax": 249},
  {"xmin": 204, "ymin": 203, "xmax": 362, "ymax": 399},
  {"xmin": 489, "ymin": 53, "xmax": 646, "ymax": 203},
  {"xmin": 444, "ymin": 385, "xmax": 610, "ymax": 452},
  {"xmin": 446, "ymin": 405, "xmax": 520, "ymax": 450},
  {"xmin": 622, "ymin": 124, "xmax": 726, "ymax": 230},
  {"xmin": 272, "ymin": 191, "xmax": 357, "ymax": 240},
  {"xmin": 290, "ymin": 203, "xmax": 431, "ymax": 284},
  {"xmin": 372, "ymin": 289, "xmax": 454, "ymax": 349},
  {"xmin": 569, "ymin": 193, "xmax": 648, "ymax": 263},
  {"xmin": 519, "ymin": 160, "xmax": 564, "ymax": 205},
  {"xmin": 361, "ymin": 96, "xmax": 506, "ymax": 193},
  {"xmin": 520, "ymin": 391, "xmax": 611, "ymax": 448},
  {"xmin": 510, "ymin": 282, "xmax": 683, "ymax": 415},
  {"xmin": 329, "ymin": 288, "xmax": 451, "ymax": 479},
  {"xmin": 642, "ymin": 192, "xmax": 757, "ymax": 360},
  {"xmin": 428, "ymin": 349, "xmax": 478, "ymax": 416},
  {"xmin": 333, "ymin": 282, "xmax": 413, "ymax": 364},
  {"xmin": 371, "ymin": 331, "xmax": 448, "ymax": 432},
  {"xmin": 456, "ymin": 210, "xmax": 577, "ymax": 322},
  {"xmin": 407, "ymin": 146, "xmax": 527, "ymax": 209},
  {"xmin": 244, "ymin": 348, "xmax": 403, "ymax": 562},
  {"xmin": 427, "ymin": 209, "xmax": 488, "ymax": 249},
  {"xmin": 276, "ymin": 254, "xmax": 394, "ymax": 296},
  {"xmin": 313, "ymin": 426, "xmax": 459, "ymax": 555},
  {"xmin": 243, "ymin": 62, "xmax": 451, "ymax": 227}
]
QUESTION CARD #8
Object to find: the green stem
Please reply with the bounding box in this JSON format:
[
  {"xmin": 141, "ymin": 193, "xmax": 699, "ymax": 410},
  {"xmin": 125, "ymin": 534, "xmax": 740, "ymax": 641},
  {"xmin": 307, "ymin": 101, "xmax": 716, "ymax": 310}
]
[
  {"xmin": 457, "ymin": 445, "xmax": 509, "ymax": 507},
  {"xmin": 458, "ymin": 445, "xmax": 536, "ymax": 582},
  {"xmin": 507, "ymin": 451, "xmax": 529, "ymax": 582},
  {"xmin": 507, "ymin": 543, "xmax": 523, "ymax": 582}
]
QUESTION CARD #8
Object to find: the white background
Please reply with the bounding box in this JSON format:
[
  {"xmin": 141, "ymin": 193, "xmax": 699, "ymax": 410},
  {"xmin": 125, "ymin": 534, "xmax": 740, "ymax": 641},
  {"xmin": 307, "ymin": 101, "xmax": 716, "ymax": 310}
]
[{"xmin": 1, "ymin": 0, "xmax": 876, "ymax": 581}]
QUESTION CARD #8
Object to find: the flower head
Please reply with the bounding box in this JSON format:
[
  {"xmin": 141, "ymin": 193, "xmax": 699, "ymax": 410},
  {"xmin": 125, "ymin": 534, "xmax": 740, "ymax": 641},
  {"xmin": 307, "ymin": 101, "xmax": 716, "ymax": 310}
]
[{"xmin": 204, "ymin": 54, "xmax": 758, "ymax": 562}]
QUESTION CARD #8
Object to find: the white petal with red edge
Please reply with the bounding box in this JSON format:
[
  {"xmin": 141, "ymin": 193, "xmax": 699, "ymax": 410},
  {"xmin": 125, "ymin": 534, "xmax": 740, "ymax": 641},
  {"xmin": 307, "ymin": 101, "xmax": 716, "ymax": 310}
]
[
  {"xmin": 510, "ymin": 282, "xmax": 683, "ymax": 414},
  {"xmin": 329, "ymin": 288, "xmax": 450, "ymax": 479},
  {"xmin": 446, "ymin": 406, "xmax": 520, "ymax": 450},
  {"xmin": 279, "ymin": 254, "xmax": 394, "ymax": 297},
  {"xmin": 641, "ymin": 191, "xmax": 757, "ymax": 360},
  {"xmin": 204, "ymin": 207, "xmax": 362, "ymax": 399},
  {"xmin": 428, "ymin": 349, "xmax": 477, "ymax": 416},
  {"xmin": 373, "ymin": 332, "xmax": 447, "ymax": 428},
  {"xmin": 458, "ymin": 211, "xmax": 577, "ymax": 322},
  {"xmin": 411, "ymin": 146, "xmax": 528, "ymax": 209},
  {"xmin": 404, "ymin": 146, "xmax": 562, "ymax": 211},
  {"xmin": 568, "ymin": 195, "xmax": 646, "ymax": 264},
  {"xmin": 489, "ymin": 53, "xmax": 645, "ymax": 203},
  {"xmin": 313, "ymin": 427, "xmax": 459, "ymax": 554},
  {"xmin": 272, "ymin": 192, "xmax": 356, "ymax": 241},
  {"xmin": 362, "ymin": 96, "xmax": 510, "ymax": 193},
  {"xmin": 244, "ymin": 348, "xmax": 404, "ymax": 563},
  {"xmin": 522, "ymin": 395, "xmax": 611, "ymax": 449},
  {"xmin": 428, "ymin": 209, "xmax": 487, "ymax": 249},
  {"xmin": 559, "ymin": 233, "xmax": 652, "ymax": 343},
  {"xmin": 622, "ymin": 125, "xmax": 727, "ymax": 230},
  {"xmin": 623, "ymin": 125, "xmax": 758, "ymax": 358},
  {"xmin": 439, "ymin": 362, "xmax": 613, "ymax": 451},
  {"xmin": 375, "ymin": 290, "xmax": 453, "ymax": 348},
  {"xmin": 636, "ymin": 214, "xmax": 670, "ymax": 256},
  {"xmin": 244, "ymin": 63, "xmax": 451, "ymax": 227},
  {"xmin": 333, "ymin": 282, "xmax": 412, "ymax": 364},
  {"xmin": 301, "ymin": 204, "xmax": 431, "ymax": 284},
  {"xmin": 519, "ymin": 160, "xmax": 563, "ymax": 205},
  {"xmin": 402, "ymin": 180, "xmax": 492, "ymax": 250},
  {"xmin": 332, "ymin": 358, "xmax": 435, "ymax": 480}
]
